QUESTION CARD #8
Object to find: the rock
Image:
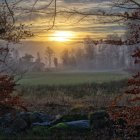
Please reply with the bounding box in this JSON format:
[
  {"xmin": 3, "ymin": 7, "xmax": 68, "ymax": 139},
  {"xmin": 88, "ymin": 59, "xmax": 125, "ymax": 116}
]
[
  {"xmin": 17, "ymin": 112, "xmax": 32, "ymax": 126},
  {"xmin": 32, "ymin": 112, "xmax": 54, "ymax": 122},
  {"xmin": 89, "ymin": 110, "xmax": 109, "ymax": 120},
  {"xmin": 29, "ymin": 112, "xmax": 54, "ymax": 124},
  {"xmin": 0, "ymin": 127, "xmax": 16, "ymax": 135},
  {"xmin": 52, "ymin": 114, "xmax": 88, "ymax": 125},
  {"xmin": 0, "ymin": 111, "xmax": 54, "ymax": 135},
  {"xmin": 11, "ymin": 117, "xmax": 28, "ymax": 132},
  {"xmin": 32, "ymin": 126, "xmax": 49, "ymax": 136},
  {"xmin": 66, "ymin": 120, "xmax": 90, "ymax": 130},
  {"xmin": 49, "ymin": 123, "xmax": 69, "ymax": 130},
  {"xmin": 32, "ymin": 121, "xmax": 51, "ymax": 127},
  {"xmin": 49, "ymin": 120, "xmax": 90, "ymax": 131},
  {"xmin": 89, "ymin": 110, "xmax": 110, "ymax": 130},
  {"xmin": 17, "ymin": 112, "xmax": 54, "ymax": 126},
  {"xmin": 29, "ymin": 112, "xmax": 43, "ymax": 124},
  {"xmin": 0, "ymin": 113, "xmax": 13, "ymax": 127},
  {"xmin": 0, "ymin": 117, "xmax": 28, "ymax": 135}
]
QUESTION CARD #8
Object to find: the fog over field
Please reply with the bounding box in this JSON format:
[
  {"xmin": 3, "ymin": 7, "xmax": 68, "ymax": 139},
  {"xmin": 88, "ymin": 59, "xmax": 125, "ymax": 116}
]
[{"xmin": 9, "ymin": 39, "xmax": 139, "ymax": 73}]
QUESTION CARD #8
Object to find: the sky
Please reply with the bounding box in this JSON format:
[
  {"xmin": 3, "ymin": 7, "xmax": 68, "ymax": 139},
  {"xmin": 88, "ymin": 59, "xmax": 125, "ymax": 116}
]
[
  {"xmin": 1, "ymin": 0, "xmax": 126, "ymax": 56},
  {"xmin": 11, "ymin": 0, "xmax": 125, "ymax": 40}
]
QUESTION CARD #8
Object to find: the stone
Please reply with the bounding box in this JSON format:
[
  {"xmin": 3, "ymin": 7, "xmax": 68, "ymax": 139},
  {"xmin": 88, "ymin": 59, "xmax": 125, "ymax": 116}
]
[
  {"xmin": 49, "ymin": 123, "xmax": 69, "ymax": 130},
  {"xmin": 52, "ymin": 114, "xmax": 88, "ymax": 125},
  {"xmin": 29, "ymin": 112, "xmax": 54, "ymax": 125},
  {"xmin": 17, "ymin": 112, "xmax": 54, "ymax": 126},
  {"xmin": 0, "ymin": 113, "xmax": 13, "ymax": 127},
  {"xmin": 32, "ymin": 121, "xmax": 51, "ymax": 127},
  {"xmin": 32, "ymin": 126, "xmax": 49, "ymax": 136},
  {"xmin": 32, "ymin": 112, "xmax": 54, "ymax": 122},
  {"xmin": 66, "ymin": 120, "xmax": 90, "ymax": 130},
  {"xmin": 49, "ymin": 120, "xmax": 90, "ymax": 131},
  {"xmin": 17, "ymin": 112, "xmax": 32, "ymax": 126},
  {"xmin": 89, "ymin": 110, "xmax": 110, "ymax": 130},
  {"xmin": 11, "ymin": 117, "xmax": 28, "ymax": 132},
  {"xmin": 0, "ymin": 127, "xmax": 16, "ymax": 135}
]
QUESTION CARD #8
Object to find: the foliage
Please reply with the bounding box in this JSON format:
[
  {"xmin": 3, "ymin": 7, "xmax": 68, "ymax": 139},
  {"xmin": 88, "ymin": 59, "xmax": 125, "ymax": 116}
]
[
  {"xmin": 126, "ymin": 48, "xmax": 140, "ymax": 102},
  {"xmin": 106, "ymin": 2, "xmax": 140, "ymax": 136},
  {"xmin": 0, "ymin": 2, "xmax": 31, "ymax": 112},
  {"xmin": 0, "ymin": 75, "xmax": 17, "ymax": 105}
]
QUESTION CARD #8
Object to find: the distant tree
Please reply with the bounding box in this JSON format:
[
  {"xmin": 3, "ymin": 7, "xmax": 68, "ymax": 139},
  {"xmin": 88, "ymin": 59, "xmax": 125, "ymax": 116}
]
[
  {"xmin": 21, "ymin": 53, "xmax": 34, "ymax": 63},
  {"xmin": 83, "ymin": 36, "xmax": 95, "ymax": 60},
  {"xmin": 35, "ymin": 52, "xmax": 45, "ymax": 72},
  {"xmin": 54, "ymin": 57, "xmax": 58, "ymax": 68},
  {"xmin": 36, "ymin": 52, "xmax": 41, "ymax": 63},
  {"xmin": 75, "ymin": 47, "xmax": 84, "ymax": 62},
  {"xmin": 61, "ymin": 49, "xmax": 69, "ymax": 66},
  {"xmin": 45, "ymin": 46, "xmax": 54, "ymax": 68}
]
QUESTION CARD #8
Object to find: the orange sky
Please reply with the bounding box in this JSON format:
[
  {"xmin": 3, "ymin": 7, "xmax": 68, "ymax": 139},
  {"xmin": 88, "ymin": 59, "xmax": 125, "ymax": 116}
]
[{"xmin": 13, "ymin": 0, "xmax": 125, "ymax": 43}]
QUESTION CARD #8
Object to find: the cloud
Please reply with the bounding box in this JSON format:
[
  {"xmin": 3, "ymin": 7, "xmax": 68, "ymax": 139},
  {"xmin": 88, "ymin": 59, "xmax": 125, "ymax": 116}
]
[
  {"xmin": 1, "ymin": 0, "xmax": 125, "ymax": 42},
  {"xmin": 64, "ymin": 0, "xmax": 111, "ymax": 3}
]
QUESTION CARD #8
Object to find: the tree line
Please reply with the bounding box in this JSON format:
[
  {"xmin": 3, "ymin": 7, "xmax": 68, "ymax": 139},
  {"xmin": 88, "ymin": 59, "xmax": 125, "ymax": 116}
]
[{"xmin": 61, "ymin": 35, "xmax": 137, "ymax": 71}]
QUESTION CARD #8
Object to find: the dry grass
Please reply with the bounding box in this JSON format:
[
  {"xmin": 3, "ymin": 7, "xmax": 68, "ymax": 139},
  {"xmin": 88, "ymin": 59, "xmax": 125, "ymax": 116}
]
[{"xmin": 22, "ymin": 92, "xmax": 115, "ymax": 116}]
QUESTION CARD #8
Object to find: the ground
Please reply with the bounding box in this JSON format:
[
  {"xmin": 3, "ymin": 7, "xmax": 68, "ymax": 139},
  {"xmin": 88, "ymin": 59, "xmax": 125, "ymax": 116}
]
[
  {"xmin": 19, "ymin": 72, "xmax": 129, "ymax": 86},
  {"xmin": 16, "ymin": 72, "xmax": 130, "ymax": 116},
  {"xmin": 0, "ymin": 72, "xmax": 139, "ymax": 140}
]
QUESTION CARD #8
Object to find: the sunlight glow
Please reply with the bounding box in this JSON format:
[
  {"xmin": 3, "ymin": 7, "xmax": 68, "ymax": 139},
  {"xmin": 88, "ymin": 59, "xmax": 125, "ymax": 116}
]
[{"xmin": 49, "ymin": 31, "xmax": 74, "ymax": 42}]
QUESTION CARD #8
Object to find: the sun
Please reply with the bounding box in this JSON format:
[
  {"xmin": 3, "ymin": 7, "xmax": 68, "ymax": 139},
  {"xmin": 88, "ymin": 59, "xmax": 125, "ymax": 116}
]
[{"xmin": 49, "ymin": 31, "xmax": 74, "ymax": 42}]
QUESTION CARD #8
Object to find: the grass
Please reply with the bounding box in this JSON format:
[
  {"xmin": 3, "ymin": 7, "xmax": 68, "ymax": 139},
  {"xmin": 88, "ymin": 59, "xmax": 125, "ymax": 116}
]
[
  {"xmin": 19, "ymin": 72, "xmax": 130, "ymax": 86},
  {"xmin": 17, "ymin": 72, "xmax": 130, "ymax": 114}
]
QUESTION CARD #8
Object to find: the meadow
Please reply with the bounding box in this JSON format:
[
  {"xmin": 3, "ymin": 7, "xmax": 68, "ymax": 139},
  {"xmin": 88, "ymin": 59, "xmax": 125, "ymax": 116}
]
[
  {"xmin": 17, "ymin": 72, "xmax": 130, "ymax": 114},
  {"xmin": 19, "ymin": 72, "xmax": 129, "ymax": 86}
]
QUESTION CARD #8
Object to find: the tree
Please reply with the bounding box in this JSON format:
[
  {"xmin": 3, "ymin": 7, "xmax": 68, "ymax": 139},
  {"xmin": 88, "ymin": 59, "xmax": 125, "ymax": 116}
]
[
  {"xmin": 36, "ymin": 52, "xmax": 41, "ymax": 63},
  {"xmin": 101, "ymin": 1, "xmax": 140, "ymax": 128},
  {"xmin": 106, "ymin": 2, "xmax": 140, "ymax": 107},
  {"xmin": 61, "ymin": 49, "xmax": 69, "ymax": 66},
  {"xmin": 125, "ymin": 48, "xmax": 140, "ymax": 102},
  {"xmin": 0, "ymin": 1, "xmax": 32, "ymax": 111},
  {"xmin": 21, "ymin": 54, "xmax": 34, "ymax": 63},
  {"xmin": 45, "ymin": 46, "xmax": 54, "ymax": 68},
  {"xmin": 34, "ymin": 52, "xmax": 45, "ymax": 72},
  {"xmin": 83, "ymin": 36, "xmax": 95, "ymax": 60},
  {"xmin": 54, "ymin": 57, "xmax": 58, "ymax": 68}
]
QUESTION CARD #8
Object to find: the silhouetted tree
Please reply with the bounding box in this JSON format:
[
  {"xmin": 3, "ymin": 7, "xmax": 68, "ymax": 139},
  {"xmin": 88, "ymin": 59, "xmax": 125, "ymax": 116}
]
[
  {"xmin": 45, "ymin": 46, "xmax": 54, "ymax": 68},
  {"xmin": 54, "ymin": 57, "xmax": 58, "ymax": 68},
  {"xmin": 21, "ymin": 54, "xmax": 34, "ymax": 63}
]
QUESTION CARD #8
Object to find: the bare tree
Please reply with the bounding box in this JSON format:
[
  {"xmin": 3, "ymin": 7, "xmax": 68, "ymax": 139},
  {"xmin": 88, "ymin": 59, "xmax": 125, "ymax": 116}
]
[{"xmin": 45, "ymin": 46, "xmax": 54, "ymax": 68}]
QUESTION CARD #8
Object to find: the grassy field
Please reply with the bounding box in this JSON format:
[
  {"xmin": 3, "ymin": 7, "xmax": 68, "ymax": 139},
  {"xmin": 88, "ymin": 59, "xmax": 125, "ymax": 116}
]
[{"xmin": 19, "ymin": 72, "xmax": 130, "ymax": 86}]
